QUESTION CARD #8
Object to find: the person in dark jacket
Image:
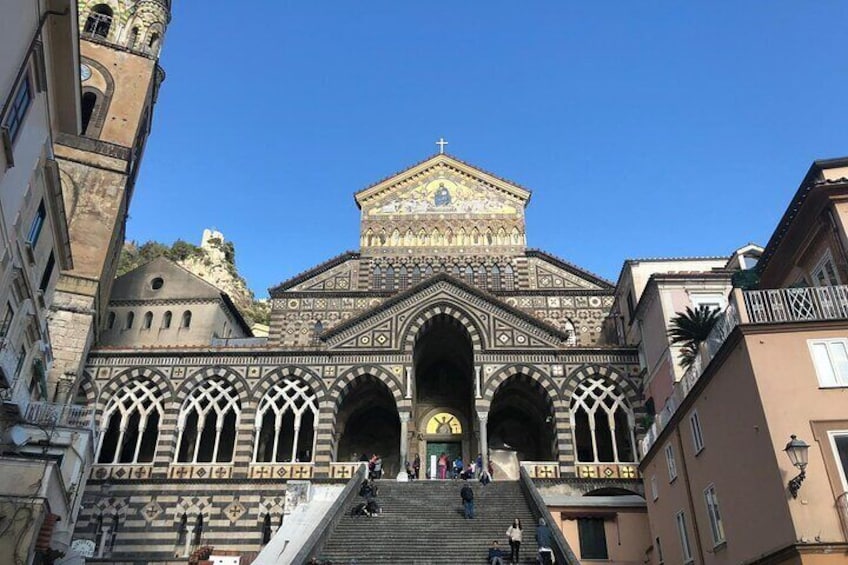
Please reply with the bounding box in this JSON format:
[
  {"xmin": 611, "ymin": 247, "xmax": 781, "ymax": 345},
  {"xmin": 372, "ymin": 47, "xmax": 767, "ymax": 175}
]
[
  {"xmin": 487, "ymin": 540, "xmax": 506, "ymax": 565},
  {"xmin": 460, "ymin": 483, "xmax": 475, "ymax": 519},
  {"xmin": 536, "ymin": 518, "xmax": 553, "ymax": 565}
]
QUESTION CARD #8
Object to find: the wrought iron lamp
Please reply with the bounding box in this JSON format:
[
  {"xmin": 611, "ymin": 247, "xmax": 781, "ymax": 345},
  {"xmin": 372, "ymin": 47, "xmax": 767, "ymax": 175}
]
[{"xmin": 784, "ymin": 434, "xmax": 810, "ymax": 499}]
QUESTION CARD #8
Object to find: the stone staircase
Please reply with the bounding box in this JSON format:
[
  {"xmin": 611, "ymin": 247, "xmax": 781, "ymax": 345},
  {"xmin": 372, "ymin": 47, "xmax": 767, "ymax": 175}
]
[{"xmin": 312, "ymin": 479, "xmax": 541, "ymax": 564}]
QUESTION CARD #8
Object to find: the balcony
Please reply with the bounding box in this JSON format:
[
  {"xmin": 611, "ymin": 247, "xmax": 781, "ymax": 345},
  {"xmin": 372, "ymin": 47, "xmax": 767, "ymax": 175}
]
[
  {"xmin": 640, "ymin": 285, "xmax": 848, "ymax": 457},
  {"xmin": 24, "ymin": 401, "xmax": 94, "ymax": 430},
  {"xmin": 743, "ymin": 285, "xmax": 848, "ymax": 324}
]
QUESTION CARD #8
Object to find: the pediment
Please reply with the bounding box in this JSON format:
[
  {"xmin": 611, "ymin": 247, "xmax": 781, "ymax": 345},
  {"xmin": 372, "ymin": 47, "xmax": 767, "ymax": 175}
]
[
  {"xmin": 526, "ymin": 251, "xmax": 614, "ymax": 290},
  {"xmin": 269, "ymin": 253, "xmax": 359, "ymax": 295},
  {"xmin": 354, "ymin": 154, "xmax": 531, "ymax": 220},
  {"xmin": 322, "ymin": 274, "xmax": 569, "ymax": 351}
]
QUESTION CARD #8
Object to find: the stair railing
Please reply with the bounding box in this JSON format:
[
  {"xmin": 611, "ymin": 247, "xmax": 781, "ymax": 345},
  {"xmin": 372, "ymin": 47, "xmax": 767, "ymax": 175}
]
[
  {"xmin": 292, "ymin": 463, "xmax": 368, "ymax": 564},
  {"xmin": 518, "ymin": 466, "xmax": 581, "ymax": 565}
]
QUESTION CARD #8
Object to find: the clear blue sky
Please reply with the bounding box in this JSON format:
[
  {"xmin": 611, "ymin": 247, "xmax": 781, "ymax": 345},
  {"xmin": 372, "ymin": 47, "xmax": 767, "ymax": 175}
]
[{"xmin": 129, "ymin": 1, "xmax": 848, "ymax": 297}]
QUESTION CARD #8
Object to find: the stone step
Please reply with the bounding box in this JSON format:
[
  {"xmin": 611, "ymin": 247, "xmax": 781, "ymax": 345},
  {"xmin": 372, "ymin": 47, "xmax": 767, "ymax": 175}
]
[{"xmin": 315, "ymin": 480, "xmax": 541, "ymax": 564}]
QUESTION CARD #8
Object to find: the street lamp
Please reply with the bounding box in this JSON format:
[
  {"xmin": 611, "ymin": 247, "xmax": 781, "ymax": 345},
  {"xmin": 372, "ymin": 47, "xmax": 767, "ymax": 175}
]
[{"xmin": 784, "ymin": 434, "xmax": 810, "ymax": 499}]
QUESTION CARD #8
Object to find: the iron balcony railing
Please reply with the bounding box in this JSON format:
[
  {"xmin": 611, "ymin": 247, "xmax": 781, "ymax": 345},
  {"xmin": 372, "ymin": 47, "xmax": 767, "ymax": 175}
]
[
  {"xmin": 24, "ymin": 401, "xmax": 94, "ymax": 430},
  {"xmin": 744, "ymin": 285, "xmax": 848, "ymax": 324}
]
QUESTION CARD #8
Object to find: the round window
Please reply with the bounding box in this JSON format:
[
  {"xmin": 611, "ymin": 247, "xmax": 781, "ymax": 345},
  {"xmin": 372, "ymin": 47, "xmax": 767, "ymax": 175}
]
[{"xmin": 151, "ymin": 277, "xmax": 164, "ymax": 290}]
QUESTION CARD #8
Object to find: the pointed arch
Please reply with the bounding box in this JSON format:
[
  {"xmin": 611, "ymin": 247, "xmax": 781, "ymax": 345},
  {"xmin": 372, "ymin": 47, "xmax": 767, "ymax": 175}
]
[
  {"xmin": 96, "ymin": 378, "xmax": 164, "ymax": 464},
  {"xmin": 253, "ymin": 378, "xmax": 319, "ymax": 463},
  {"xmin": 174, "ymin": 378, "xmax": 241, "ymax": 463},
  {"xmin": 400, "ymin": 301, "xmax": 486, "ymax": 352},
  {"xmin": 569, "ymin": 375, "xmax": 636, "ymax": 463},
  {"xmin": 98, "ymin": 367, "xmax": 174, "ymax": 420}
]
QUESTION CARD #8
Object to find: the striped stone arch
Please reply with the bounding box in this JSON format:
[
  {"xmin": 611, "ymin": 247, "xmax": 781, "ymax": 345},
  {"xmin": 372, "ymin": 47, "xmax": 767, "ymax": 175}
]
[
  {"xmin": 74, "ymin": 370, "xmax": 98, "ymax": 405},
  {"xmin": 559, "ymin": 364, "xmax": 645, "ymax": 475},
  {"xmin": 561, "ymin": 364, "xmax": 641, "ymax": 408},
  {"xmin": 481, "ymin": 364, "xmax": 557, "ymax": 404},
  {"xmin": 329, "ymin": 365, "xmax": 405, "ymax": 412},
  {"xmin": 399, "ymin": 301, "xmax": 486, "ymax": 352},
  {"xmin": 176, "ymin": 366, "xmax": 250, "ymax": 405},
  {"xmin": 312, "ymin": 365, "xmax": 405, "ymax": 475},
  {"xmin": 252, "ymin": 365, "xmax": 326, "ymax": 401},
  {"xmin": 97, "ymin": 366, "xmax": 173, "ymax": 420}
]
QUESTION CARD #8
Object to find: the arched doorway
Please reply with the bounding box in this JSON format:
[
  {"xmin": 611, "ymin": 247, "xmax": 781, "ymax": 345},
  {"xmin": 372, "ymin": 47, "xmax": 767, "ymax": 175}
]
[
  {"xmin": 488, "ymin": 374, "xmax": 557, "ymax": 461},
  {"xmin": 412, "ymin": 313, "xmax": 476, "ymax": 474},
  {"xmin": 336, "ymin": 376, "xmax": 400, "ymax": 476}
]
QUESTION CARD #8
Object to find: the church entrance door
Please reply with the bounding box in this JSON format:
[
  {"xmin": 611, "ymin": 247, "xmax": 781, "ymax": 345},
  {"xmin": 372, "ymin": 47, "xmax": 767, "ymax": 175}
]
[
  {"xmin": 426, "ymin": 441, "xmax": 462, "ymax": 478},
  {"xmin": 411, "ymin": 314, "xmax": 477, "ymax": 471}
]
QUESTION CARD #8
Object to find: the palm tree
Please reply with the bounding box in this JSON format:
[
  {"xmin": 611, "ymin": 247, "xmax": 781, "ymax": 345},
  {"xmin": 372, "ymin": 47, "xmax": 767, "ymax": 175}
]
[{"xmin": 668, "ymin": 305, "xmax": 722, "ymax": 369}]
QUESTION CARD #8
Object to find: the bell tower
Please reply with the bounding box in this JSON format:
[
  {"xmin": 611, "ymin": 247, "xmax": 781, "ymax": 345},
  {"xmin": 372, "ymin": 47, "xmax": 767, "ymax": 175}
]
[{"xmin": 48, "ymin": 0, "xmax": 171, "ymax": 399}]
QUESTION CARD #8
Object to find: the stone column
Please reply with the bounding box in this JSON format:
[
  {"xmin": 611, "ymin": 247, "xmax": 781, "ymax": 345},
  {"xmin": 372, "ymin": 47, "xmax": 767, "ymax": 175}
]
[
  {"xmin": 478, "ymin": 411, "xmax": 489, "ymax": 471},
  {"xmin": 405, "ymin": 366, "xmax": 412, "ymax": 399},
  {"xmin": 474, "ymin": 366, "xmax": 482, "ymax": 399},
  {"xmin": 53, "ymin": 371, "xmax": 76, "ymax": 404},
  {"xmin": 397, "ymin": 411, "xmax": 411, "ymax": 480}
]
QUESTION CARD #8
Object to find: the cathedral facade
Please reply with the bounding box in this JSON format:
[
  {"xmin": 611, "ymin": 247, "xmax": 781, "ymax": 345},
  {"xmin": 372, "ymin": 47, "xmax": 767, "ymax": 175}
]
[{"xmin": 75, "ymin": 154, "xmax": 646, "ymax": 560}]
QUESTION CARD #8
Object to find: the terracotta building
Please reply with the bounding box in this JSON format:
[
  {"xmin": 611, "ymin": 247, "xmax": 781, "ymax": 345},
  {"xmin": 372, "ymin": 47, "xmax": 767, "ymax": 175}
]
[{"xmin": 639, "ymin": 158, "xmax": 848, "ymax": 564}]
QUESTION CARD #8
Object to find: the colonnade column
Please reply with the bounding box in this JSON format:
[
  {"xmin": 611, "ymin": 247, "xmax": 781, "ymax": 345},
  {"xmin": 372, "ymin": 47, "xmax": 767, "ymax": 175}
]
[
  {"xmin": 398, "ymin": 411, "xmax": 411, "ymax": 478},
  {"xmin": 477, "ymin": 411, "xmax": 488, "ymax": 472}
]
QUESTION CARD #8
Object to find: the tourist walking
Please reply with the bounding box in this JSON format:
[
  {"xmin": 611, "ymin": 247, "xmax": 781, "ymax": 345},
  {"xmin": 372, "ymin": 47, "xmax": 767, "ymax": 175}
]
[
  {"xmin": 412, "ymin": 454, "xmax": 421, "ymax": 480},
  {"xmin": 506, "ymin": 518, "xmax": 522, "ymax": 563},
  {"xmin": 460, "ymin": 483, "xmax": 475, "ymax": 519},
  {"xmin": 453, "ymin": 455, "xmax": 464, "ymax": 479},
  {"xmin": 536, "ymin": 518, "xmax": 553, "ymax": 565},
  {"xmin": 438, "ymin": 452, "xmax": 448, "ymax": 480},
  {"xmin": 476, "ymin": 453, "xmax": 483, "ymax": 478}
]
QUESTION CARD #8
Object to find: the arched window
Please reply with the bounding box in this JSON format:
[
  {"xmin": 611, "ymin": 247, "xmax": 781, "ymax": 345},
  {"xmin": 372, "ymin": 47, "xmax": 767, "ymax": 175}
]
[
  {"xmin": 570, "ymin": 377, "xmax": 635, "ymax": 463},
  {"xmin": 372, "ymin": 265, "xmax": 381, "ymax": 288},
  {"xmin": 398, "ymin": 265, "xmax": 408, "ymax": 289},
  {"xmin": 464, "ymin": 265, "xmax": 474, "ymax": 283},
  {"xmin": 563, "ymin": 319, "xmax": 577, "ymax": 347},
  {"xmin": 411, "ymin": 265, "xmax": 422, "ymax": 285},
  {"xmin": 96, "ymin": 379, "xmax": 162, "ymax": 464},
  {"xmin": 176, "ymin": 513, "xmax": 188, "ymax": 556},
  {"xmin": 262, "ymin": 514, "xmax": 272, "ymax": 545},
  {"xmin": 181, "ymin": 310, "xmax": 192, "ymax": 329},
  {"xmin": 176, "ymin": 379, "xmax": 241, "ymax": 463},
  {"xmin": 503, "ymin": 264, "xmax": 515, "ymax": 290},
  {"xmin": 491, "ymin": 265, "xmax": 501, "ymax": 290},
  {"xmin": 162, "ymin": 311, "xmax": 172, "ymax": 329},
  {"xmin": 475, "ymin": 265, "xmax": 486, "ymax": 287},
  {"xmin": 127, "ymin": 27, "xmax": 139, "ymax": 49},
  {"xmin": 81, "ymin": 91, "xmax": 97, "ymax": 135},
  {"xmin": 424, "ymin": 264, "xmax": 433, "ymax": 278},
  {"xmin": 385, "ymin": 266, "xmax": 395, "ymax": 289},
  {"xmin": 254, "ymin": 378, "xmax": 318, "ymax": 463},
  {"xmin": 143, "ymin": 311, "xmax": 153, "ymax": 330},
  {"xmin": 125, "ymin": 312, "xmax": 134, "ymax": 330},
  {"xmin": 193, "ymin": 514, "xmax": 203, "ymax": 547},
  {"xmin": 84, "ymin": 5, "xmax": 113, "ymax": 39},
  {"xmin": 107, "ymin": 311, "xmax": 116, "ymax": 330},
  {"xmin": 148, "ymin": 32, "xmax": 160, "ymax": 52}
]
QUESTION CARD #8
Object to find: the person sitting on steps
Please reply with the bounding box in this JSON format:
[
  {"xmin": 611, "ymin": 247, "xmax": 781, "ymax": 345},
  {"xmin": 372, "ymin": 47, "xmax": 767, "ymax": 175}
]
[{"xmin": 488, "ymin": 540, "xmax": 507, "ymax": 565}]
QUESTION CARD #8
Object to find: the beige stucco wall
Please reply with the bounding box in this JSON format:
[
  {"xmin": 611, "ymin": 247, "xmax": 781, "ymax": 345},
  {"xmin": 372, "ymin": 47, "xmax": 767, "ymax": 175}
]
[
  {"xmin": 747, "ymin": 326, "xmax": 848, "ymax": 545},
  {"xmin": 99, "ymin": 301, "xmax": 237, "ymax": 347},
  {"xmin": 552, "ymin": 507, "xmax": 650, "ymax": 564},
  {"xmin": 643, "ymin": 336, "xmax": 797, "ymax": 564}
]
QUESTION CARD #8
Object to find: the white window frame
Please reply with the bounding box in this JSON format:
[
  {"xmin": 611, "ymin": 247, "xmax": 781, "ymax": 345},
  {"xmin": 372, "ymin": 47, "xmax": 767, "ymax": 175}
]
[
  {"xmin": 665, "ymin": 443, "xmax": 678, "ymax": 482},
  {"xmin": 253, "ymin": 378, "xmax": 319, "ymax": 463},
  {"xmin": 689, "ymin": 292, "xmax": 727, "ymax": 312},
  {"xmin": 690, "ymin": 411, "xmax": 705, "ymax": 454},
  {"xmin": 676, "ymin": 510, "xmax": 693, "ymax": 564},
  {"xmin": 651, "ymin": 475, "xmax": 658, "ymax": 501},
  {"xmin": 811, "ymin": 248, "xmax": 841, "ymax": 287},
  {"xmin": 807, "ymin": 338, "xmax": 848, "ymax": 388},
  {"xmin": 96, "ymin": 379, "xmax": 163, "ymax": 464},
  {"xmin": 827, "ymin": 430, "xmax": 848, "ymax": 492},
  {"xmin": 569, "ymin": 376, "xmax": 637, "ymax": 463},
  {"xmin": 704, "ymin": 484, "xmax": 726, "ymax": 547},
  {"xmin": 175, "ymin": 378, "xmax": 241, "ymax": 463}
]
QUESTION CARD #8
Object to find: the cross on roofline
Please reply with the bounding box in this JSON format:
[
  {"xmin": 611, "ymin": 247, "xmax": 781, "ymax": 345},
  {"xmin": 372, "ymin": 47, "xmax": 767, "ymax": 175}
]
[{"xmin": 436, "ymin": 137, "xmax": 448, "ymax": 154}]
